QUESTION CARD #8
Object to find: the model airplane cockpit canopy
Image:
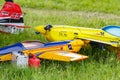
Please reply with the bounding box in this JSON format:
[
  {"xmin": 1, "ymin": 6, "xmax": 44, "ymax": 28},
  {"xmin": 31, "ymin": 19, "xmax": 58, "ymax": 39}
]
[{"xmin": 102, "ymin": 26, "xmax": 120, "ymax": 37}]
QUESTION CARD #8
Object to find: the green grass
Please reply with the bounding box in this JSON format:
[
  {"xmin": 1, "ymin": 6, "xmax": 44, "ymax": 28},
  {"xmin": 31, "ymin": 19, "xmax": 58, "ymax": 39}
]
[
  {"xmin": 2, "ymin": 0, "xmax": 120, "ymax": 15},
  {"xmin": 0, "ymin": 0, "xmax": 120, "ymax": 80},
  {"xmin": 0, "ymin": 53, "xmax": 120, "ymax": 80},
  {"xmin": 1, "ymin": 0, "xmax": 120, "ymax": 15}
]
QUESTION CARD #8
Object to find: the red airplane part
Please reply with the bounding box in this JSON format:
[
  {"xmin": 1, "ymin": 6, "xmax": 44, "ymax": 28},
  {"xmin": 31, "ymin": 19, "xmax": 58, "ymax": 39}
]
[
  {"xmin": 0, "ymin": 2, "xmax": 22, "ymax": 19},
  {"xmin": 0, "ymin": 1, "xmax": 30, "ymax": 34}
]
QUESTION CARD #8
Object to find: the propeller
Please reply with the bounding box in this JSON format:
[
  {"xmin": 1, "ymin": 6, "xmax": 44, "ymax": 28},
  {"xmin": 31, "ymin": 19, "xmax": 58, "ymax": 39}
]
[{"xmin": 44, "ymin": 25, "xmax": 53, "ymax": 31}]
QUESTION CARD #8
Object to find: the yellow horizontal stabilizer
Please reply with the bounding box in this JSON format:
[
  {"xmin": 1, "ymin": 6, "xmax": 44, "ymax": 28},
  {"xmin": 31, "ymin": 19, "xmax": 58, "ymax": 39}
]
[{"xmin": 38, "ymin": 51, "xmax": 88, "ymax": 62}]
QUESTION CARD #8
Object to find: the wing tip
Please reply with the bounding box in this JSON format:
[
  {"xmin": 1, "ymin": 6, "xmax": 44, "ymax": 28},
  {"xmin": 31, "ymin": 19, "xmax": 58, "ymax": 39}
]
[{"xmin": 70, "ymin": 55, "xmax": 89, "ymax": 61}]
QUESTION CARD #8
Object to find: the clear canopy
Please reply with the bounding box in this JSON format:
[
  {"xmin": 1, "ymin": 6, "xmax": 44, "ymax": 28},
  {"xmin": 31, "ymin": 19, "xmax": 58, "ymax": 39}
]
[
  {"xmin": 102, "ymin": 26, "xmax": 120, "ymax": 37},
  {"xmin": 22, "ymin": 41, "xmax": 44, "ymax": 49}
]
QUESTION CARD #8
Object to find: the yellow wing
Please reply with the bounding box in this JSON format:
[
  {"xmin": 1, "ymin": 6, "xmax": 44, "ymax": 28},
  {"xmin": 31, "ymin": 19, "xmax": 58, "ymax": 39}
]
[{"xmin": 38, "ymin": 51, "xmax": 88, "ymax": 62}]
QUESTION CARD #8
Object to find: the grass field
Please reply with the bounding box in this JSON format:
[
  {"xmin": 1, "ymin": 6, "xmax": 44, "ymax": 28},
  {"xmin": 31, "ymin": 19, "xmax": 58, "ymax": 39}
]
[{"xmin": 0, "ymin": 0, "xmax": 120, "ymax": 80}]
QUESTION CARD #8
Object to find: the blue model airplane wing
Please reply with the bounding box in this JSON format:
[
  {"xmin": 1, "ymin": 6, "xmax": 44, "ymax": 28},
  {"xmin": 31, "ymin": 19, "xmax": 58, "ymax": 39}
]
[{"xmin": 0, "ymin": 43, "xmax": 26, "ymax": 55}]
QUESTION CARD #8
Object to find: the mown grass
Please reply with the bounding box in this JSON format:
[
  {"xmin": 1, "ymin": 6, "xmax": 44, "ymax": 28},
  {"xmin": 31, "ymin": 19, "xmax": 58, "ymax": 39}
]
[
  {"xmin": 14, "ymin": 0, "xmax": 120, "ymax": 15},
  {"xmin": 0, "ymin": 53, "xmax": 120, "ymax": 80},
  {"xmin": 0, "ymin": 0, "xmax": 120, "ymax": 80},
  {"xmin": 0, "ymin": 0, "xmax": 120, "ymax": 15}
]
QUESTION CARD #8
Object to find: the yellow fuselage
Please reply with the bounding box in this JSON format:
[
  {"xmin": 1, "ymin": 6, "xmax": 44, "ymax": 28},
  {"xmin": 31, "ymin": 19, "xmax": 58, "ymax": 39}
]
[{"xmin": 35, "ymin": 25, "xmax": 120, "ymax": 47}]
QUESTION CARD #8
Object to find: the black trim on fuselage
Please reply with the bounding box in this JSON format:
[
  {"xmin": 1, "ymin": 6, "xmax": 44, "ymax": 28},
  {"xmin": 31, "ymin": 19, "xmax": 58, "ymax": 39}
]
[{"xmin": 0, "ymin": 17, "xmax": 24, "ymax": 23}]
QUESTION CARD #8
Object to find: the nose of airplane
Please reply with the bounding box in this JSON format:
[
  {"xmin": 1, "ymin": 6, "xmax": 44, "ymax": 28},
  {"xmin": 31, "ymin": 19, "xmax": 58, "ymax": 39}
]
[
  {"xmin": 34, "ymin": 26, "xmax": 46, "ymax": 34},
  {"xmin": 35, "ymin": 25, "xmax": 53, "ymax": 35}
]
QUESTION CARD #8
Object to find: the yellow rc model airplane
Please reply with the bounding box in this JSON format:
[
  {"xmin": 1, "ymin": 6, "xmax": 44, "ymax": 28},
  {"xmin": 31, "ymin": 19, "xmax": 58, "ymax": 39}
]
[
  {"xmin": 35, "ymin": 25, "xmax": 120, "ymax": 50},
  {"xmin": 0, "ymin": 40, "xmax": 88, "ymax": 62}
]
